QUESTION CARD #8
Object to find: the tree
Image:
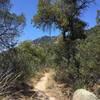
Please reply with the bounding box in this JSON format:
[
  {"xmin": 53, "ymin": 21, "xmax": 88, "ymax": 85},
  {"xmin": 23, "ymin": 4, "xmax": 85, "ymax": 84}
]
[
  {"xmin": 33, "ymin": 0, "xmax": 94, "ymax": 83},
  {"xmin": 96, "ymin": 10, "xmax": 100, "ymax": 25},
  {"xmin": 0, "ymin": 0, "xmax": 25, "ymax": 51},
  {"xmin": 33, "ymin": 0, "xmax": 94, "ymax": 40}
]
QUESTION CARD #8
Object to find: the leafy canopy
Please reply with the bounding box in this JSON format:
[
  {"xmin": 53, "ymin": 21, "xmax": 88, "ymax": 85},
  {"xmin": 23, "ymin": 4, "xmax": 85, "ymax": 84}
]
[{"xmin": 33, "ymin": 0, "xmax": 94, "ymax": 40}]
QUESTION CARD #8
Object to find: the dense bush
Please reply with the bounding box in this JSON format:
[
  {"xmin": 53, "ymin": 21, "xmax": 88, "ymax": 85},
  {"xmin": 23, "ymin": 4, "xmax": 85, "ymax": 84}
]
[
  {"xmin": 0, "ymin": 49, "xmax": 25, "ymax": 96},
  {"xmin": 53, "ymin": 26, "xmax": 100, "ymax": 90},
  {"xmin": 76, "ymin": 26, "xmax": 100, "ymax": 87},
  {"xmin": 18, "ymin": 41, "xmax": 47, "ymax": 76}
]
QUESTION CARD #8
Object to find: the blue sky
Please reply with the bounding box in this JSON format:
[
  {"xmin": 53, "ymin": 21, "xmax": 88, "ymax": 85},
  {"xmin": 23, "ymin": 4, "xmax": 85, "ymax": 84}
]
[{"xmin": 11, "ymin": 0, "xmax": 100, "ymax": 42}]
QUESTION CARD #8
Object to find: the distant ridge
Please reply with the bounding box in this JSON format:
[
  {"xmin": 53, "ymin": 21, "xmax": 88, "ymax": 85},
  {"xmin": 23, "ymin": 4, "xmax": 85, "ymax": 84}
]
[{"xmin": 32, "ymin": 36, "xmax": 56, "ymax": 45}]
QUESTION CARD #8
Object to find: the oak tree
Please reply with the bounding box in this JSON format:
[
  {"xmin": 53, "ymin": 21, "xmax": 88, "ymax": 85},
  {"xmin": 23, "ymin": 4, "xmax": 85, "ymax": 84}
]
[
  {"xmin": 33, "ymin": 0, "xmax": 94, "ymax": 40},
  {"xmin": 0, "ymin": 0, "xmax": 25, "ymax": 51}
]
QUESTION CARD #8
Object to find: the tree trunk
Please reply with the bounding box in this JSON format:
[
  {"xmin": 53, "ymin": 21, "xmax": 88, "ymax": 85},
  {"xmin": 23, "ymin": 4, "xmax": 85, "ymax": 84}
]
[{"xmin": 62, "ymin": 31, "xmax": 66, "ymax": 41}]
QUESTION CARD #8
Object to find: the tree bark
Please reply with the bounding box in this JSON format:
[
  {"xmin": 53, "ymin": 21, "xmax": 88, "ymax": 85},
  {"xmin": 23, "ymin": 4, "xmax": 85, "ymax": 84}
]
[{"xmin": 62, "ymin": 31, "xmax": 66, "ymax": 41}]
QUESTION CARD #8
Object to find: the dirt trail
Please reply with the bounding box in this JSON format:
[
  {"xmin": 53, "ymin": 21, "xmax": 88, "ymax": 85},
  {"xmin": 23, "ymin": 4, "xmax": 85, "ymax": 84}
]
[
  {"xmin": 33, "ymin": 70, "xmax": 68, "ymax": 100},
  {"xmin": 3, "ymin": 70, "xmax": 69, "ymax": 100},
  {"xmin": 34, "ymin": 71, "xmax": 56, "ymax": 100},
  {"xmin": 34, "ymin": 73, "xmax": 53, "ymax": 91}
]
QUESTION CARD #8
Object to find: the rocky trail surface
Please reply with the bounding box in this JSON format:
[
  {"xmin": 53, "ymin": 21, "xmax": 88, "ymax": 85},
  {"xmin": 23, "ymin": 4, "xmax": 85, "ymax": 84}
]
[
  {"xmin": 3, "ymin": 70, "xmax": 70, "ymax": 100},
  {"xmin": 2, "ymin": 70, "xmax": 99, "ymax": 100},
  {"xmin": 32, "ymin": 70, "xmax": 69, "ymax": 100}
]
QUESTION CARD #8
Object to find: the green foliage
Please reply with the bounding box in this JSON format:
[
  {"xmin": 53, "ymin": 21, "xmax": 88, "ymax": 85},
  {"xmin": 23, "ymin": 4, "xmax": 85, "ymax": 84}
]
[
  {"xmin": 18, "ymin": 41, "xmax": 47, "ymax": 76},
  {"xmin": 33, "ymin": 0, "xmax": 93, "ymax": 40},
  {"xmin": 76, "ymin": 26, "xmax": 100, "ymax": 86},
  {"xmin": 0, "ymin": 0, "xmax": 25, "ymax": 51},
  {"xmin": 0, "ymin": 48, "xmax": 25, "ymax": 96},
  {"xmin": 53, "ymin": 25, "xmax": 100, "ymax": 89},
  {"xmin": 53, "ymin": 39, "xmax": 78, "ymax": 84}
]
